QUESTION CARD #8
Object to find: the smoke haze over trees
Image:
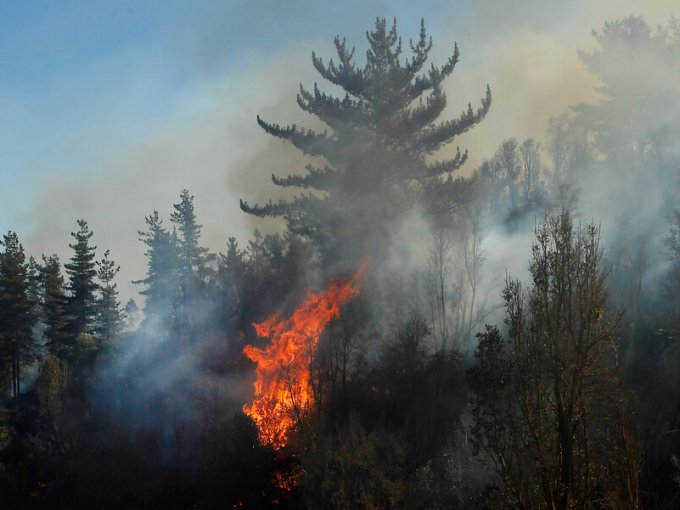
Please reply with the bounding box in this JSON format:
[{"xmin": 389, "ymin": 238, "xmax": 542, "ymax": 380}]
[{"xmin": 1, "ymin": 7, "xmax": 680, "ymax": 509}]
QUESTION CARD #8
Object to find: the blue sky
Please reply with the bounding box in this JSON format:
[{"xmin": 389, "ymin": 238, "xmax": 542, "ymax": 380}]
[
  {"xmin": 0, "ymin": 1, "xmax": 676, "ymax": 303},
  {"xmin": 0, "ymin": 1, "xmax": 450, "ymax": 222}
]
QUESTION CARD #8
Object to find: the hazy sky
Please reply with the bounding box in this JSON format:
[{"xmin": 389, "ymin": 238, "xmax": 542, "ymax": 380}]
[{"xmin": 1, "ymin": 0, "xmax": 677, "ymax": 303}]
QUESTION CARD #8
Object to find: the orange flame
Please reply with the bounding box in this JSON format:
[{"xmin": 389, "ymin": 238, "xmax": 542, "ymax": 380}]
[{"xmin": 243, "ymin": 261, "xmax": 367, "ymax": 449}]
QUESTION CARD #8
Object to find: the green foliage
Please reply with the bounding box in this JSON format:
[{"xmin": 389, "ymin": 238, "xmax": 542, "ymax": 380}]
[
  {"xmin": 0, "ymin": 231, "xmax": 36, "ymax": 401},
  {"xmin": 64, "ymin": 220, "xmax": 98, "ymax": 356},
  {"xmin": 35, "ymin": 356, "xmax": 64, "ymax": 422},
  {"xmin": 171, "ymin": 189, "xmax": 212, "ymax": 284},
  {"xmin": 134, "ymin": 210, "xmax": 177, "ymax": 321},
  {"xmin": 41, "ymin": 255, "xmax": 68, "ymax": 358}
]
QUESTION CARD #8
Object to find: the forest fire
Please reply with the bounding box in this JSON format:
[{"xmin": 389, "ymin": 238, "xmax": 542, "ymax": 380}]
[{"xmin": 243, "ymin": 261, "xmax": 368, "ymax": 449}]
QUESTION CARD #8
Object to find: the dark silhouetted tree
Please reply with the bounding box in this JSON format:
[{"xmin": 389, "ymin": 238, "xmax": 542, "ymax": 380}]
[
  {"xmin": 575, "ymin": 16, "xmax": 680, "ymax": 164},
  {"xmin": 64, "ymin": 220, "xmax": 98, "ymax": 360},
  {"xmin": 94, "ymin": 249, "xmax": 122, "ymax": 349},
  {"xmin": 171, "ymin": 189, "xmax": 212, "ymax": 285},
  {"xmin": 170, "ymin": 189, "xmax": 215, "ymax": 343},
  {"xmin": 221, "ymin": 236, "xmax": 246, "ymax": 282},
  {"xmin": 0, "ymin": 232, "xmax": 35, "ymax": 403}
]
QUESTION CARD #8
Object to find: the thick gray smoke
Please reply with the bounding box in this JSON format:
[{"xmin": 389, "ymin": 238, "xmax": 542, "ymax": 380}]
[
  {"xmin": 82, "ymin": 13, "xmax": 680, "ymax": 471},
  {"xmin": 352, "ymin": 15, "xmax": 680, "ymax": 361}
]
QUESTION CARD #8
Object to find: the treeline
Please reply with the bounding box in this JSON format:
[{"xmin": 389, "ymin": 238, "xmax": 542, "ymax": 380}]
[
  {"xmin": 0, "ymin": 221, "xmax": 122, "ymax": 403},
  {"xmin": 1, "ymin": 14, "xmax": 680, "ymax": 510}
]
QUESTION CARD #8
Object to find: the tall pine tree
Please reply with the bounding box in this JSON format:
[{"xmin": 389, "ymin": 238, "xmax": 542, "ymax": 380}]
[
  {"xmin": 64, "ymin": 219, "xmax": 98, "ymax": 359},
  {"xmin": 171, "ymin": 189, "xmax": 212, "ymax": 284},
  {"xmin": 134, "ymin": 210, "xmax": 178, "ymax": 326},
  {"xmin": 0, "ymin": 232, "xmax": 35, "ymax": 403},
  {"xmin": 95, "ymin": 249, "xmax": 122, "ymax": 349},
  {"xmin": 170, "ymin": 189, "xmax": 214, "ymax": 343},
  {"xmin": 240, "ymin": 17, "xmax": 491, "ymax": 264}
]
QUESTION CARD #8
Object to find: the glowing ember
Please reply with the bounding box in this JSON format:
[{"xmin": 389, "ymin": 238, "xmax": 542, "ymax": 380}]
[{"xmin": 243, "ymin": 261, "xmax": 367, "ymax": 449}]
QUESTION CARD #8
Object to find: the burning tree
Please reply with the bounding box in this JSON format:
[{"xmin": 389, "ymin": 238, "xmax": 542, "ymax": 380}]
[
  {"xmin": 243, "ymin": 262, "xmax": 366, "ymax": 449},
  {"xmin": 240, "ymin": 17, "xmax": 491, "ymax": 265}
]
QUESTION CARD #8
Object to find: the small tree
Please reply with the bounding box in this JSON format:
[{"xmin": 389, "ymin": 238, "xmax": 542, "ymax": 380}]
[
  {"xmin": 170, "ymin": 190, "xmax": 215, "ymax": 344},
  {"xmin": 0, "ymin": 232, "xmax": 36, "ymax": 403}
]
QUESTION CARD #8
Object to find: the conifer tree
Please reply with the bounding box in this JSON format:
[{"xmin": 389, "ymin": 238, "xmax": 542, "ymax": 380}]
[
  {"xmin": 64, "ymin": 219, "xmax": 98, "ymax": 357},
  {"xmin": 170, "ymin": 190, "xmax": 215, "ymax": 343},
  {"xmin": 26, "ymin": 256, "xmax": 43, "ymax": 345},
  {"xmin": 135, "ymin": 210, "xmax": 178, "ymax": 323},
  {"xmin": 26, "ymin": 256, "xmax": 42, "ymax": 309},
  {"xmin": 240, "ymin": 17, "xmax": 491, "ymax": 262},
  {"xmin": 219, "ymin": 237, "xmax": 245, "ymax": 326},
  {"xmin": 0, "ymin": 232, "xmax": 35, "ymax": 403},
  {"xmin": 95, "ymin": 249, "xmax": 122, "ymax": 348},
  {"xmin": 171, "ymin": 189, "xmax": 212, "ymax": 285},
  {"xmin": 41, "ymin": 254, "xmax": 68, "ymax": 358},
  {"xmin": 221, "ymin": 237, "xmax": 245, "ymax": 281}
]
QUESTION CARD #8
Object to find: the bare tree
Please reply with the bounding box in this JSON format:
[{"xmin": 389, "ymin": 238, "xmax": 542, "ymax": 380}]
[
  {"xmin": 426, "ymin": 211, "xmax": 490, "ymax": 354},
  {"xmin": 464, "ymin": 216, "xmax": 485, "ymax": 339},
  {"xmin": 547, "ymin": 114, "xmax": 588, "ymax": 211},
  {"xmin": 428, "ymin": 223, "xmax": 453, "ymax": 352}
]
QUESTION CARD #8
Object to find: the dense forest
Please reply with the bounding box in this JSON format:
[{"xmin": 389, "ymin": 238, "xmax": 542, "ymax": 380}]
[{"xmin": 2, "ymin": 14, "xmax": 680, "ymax": 509}]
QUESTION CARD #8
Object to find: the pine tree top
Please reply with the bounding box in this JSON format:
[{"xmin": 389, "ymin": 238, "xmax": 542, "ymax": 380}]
[{"xmin": 241, "ymin": 17, "xmax": 491, "ymax": 223}]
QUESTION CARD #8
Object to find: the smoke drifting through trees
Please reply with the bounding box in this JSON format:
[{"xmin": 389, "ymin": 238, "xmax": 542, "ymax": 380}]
[
  {"xmin": 0, "ymin": 13, "xmax": 680, "ymax": 510},
  {"xmin": 240, "ymin": 17, "xmax": 491, "ymax": 273}
]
